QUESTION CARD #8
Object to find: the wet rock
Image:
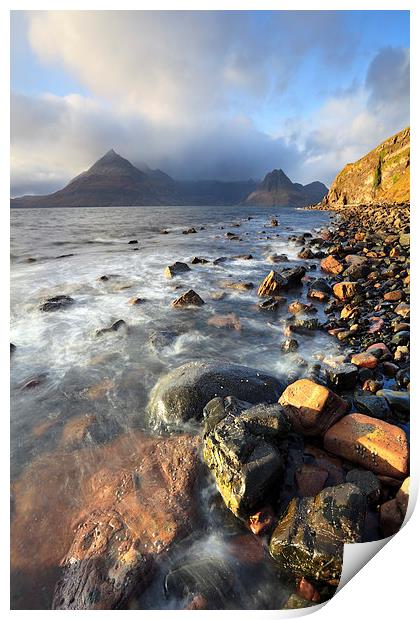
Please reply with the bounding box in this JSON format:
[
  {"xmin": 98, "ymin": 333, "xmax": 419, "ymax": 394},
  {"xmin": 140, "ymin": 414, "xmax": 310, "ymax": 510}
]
[
  {"xmin": 320, "ymin": 255, "xmax": 343, "ymax": 275},
  {"xmin": 384, "ymin": 290, "xmax": 403, "ymax": 302},
  {"xmin": 12, "ymin": 432, "xmax": 200, "ymax": 610},
  {"xmin": 213, "ymin": 256, "xmax": 228, "ymax": 265},
  {"xmin": 95, "ymin": 319, "xmax": 127, "ymax": 337},
  {"xmin": 258, "ymin": 297, "xmax": 286, "ymax": 311},
  {"xmin": 350, "ymin": 352, "xmax": 378, "ymax": 369},
  {"xmin": 10, "ymin": 343, "xmax": 16, "ymax": 354},
  {"xmin": 298, "ymin": 248, "xmax": 314, "ymax": 259},
  {"xmin": 269, "ymin": 484, "xmax": 366, "ymax": 585},
  {"xmin": 325, "ymin": 363, "xmax": 358, "ymax": 391},
  {"xmin": 391, "ymin": 330, "xmax": 409, "ymax": 346},
  {"xmin": 292, "ymin": 317, "xmax": 320, "ymax": 333},
  {"xmin": 164, "ymin": 262, "xmax": 191, "ymax": 278},
  {"xmin": 171, "ymin": 290, "xmax": 205, "ymax": 308},
  {"xmin": 40, "ymin": 295, "xmax": 74, "ymax": 312},
  {"xmin": 303, "ymin": 445, "xmax": 345, "ymax": 486},
  {"xmin": 203, "ymin": 402, "xmax": 290, "ymax": 516},
  {"xmin": 182, "ymin": 227, "xmax": 197, "ymax": 234},
  {"xmin": 342, "ymin": 263, "xmax": 369, "ymax": 280},
  {"xmin": 281, "ymin": 338, "xmax": 299, "ymax": 353},
  {"xmin": 267, "ymin": 253, "xmax": 289, "ymax": 263},
  {"xmin": 203, "ymin": 395, "xmax": 250, "ymax": 434},
  {"xmin": 207, "ymin": 313, "xmax": 241, "ymax": 331},
  {"xmin": 20, "ymin": 373, "xmax": 48, "ymax": 390},
  {"xmin": 324, "ymin": 413, "xmax": 408, "ymax": 478},
  {"xmin": 332, "ymin": 282, "xmax": 360, "ymax": 301},
  {"xmin": 128, "ymin": 296, "xmax": 145, "ymax": 305},
  {"xmin": 148, "ymin": 361, "xmax": 286, "ymax": 428},
  {"xmin": 190, "ymin": 256, "xmax": 209, "ymax": 264},
  {"xmin": 394, "ymin": 302, "xmax": 410, "ymax": 318},
  {"xmin": 258, "ymin": 267, "xmax": 306, "ymax": 296},
  {"xmin": 270, "ymin": 218, "xmax": 279, "ymax": 227},
  {"xmin": 279, "ymin": 379, "xmax": 347, "ymax": 436},
  {"xmin": 288, "ymin": 301, "xmax": 316, "ymax": 315},
  {"xmin": 346, "ymin": 470, "xmax": 381, "ymax": 505},
  {"xmin": 376, "ymin": 389, "xmax": 409, "ymax": 414},
  {"xmin": 353, "ymin": 392, "xmax": 391, "ymax": 420},
  {"xmin": 233, "ymin": 254, "xmax": 253, "ymax": 260}
]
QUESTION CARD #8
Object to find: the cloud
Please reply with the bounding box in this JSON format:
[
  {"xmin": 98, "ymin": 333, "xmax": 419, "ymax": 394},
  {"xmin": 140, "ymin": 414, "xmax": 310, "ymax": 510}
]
[{"xmin": 10, "ymin": 12, "xmax": 409, "ymax": 196}]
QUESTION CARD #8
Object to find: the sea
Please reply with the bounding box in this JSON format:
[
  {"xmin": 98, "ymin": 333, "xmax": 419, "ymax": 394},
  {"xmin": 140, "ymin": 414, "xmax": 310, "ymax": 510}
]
[{"xmin": 10, "ymin": 204, "xmax": 338, "ymax": 609}]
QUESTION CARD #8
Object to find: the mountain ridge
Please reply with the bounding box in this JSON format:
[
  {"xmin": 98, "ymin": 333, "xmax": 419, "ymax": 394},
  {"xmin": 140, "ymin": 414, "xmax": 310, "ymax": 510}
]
[{"xmin": 244, "ymin": 169, "xmax": 328, "ymax": 207}]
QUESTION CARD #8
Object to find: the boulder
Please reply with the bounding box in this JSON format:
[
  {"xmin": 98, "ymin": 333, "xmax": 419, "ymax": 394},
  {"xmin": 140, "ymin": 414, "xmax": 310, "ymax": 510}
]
[
  {"xmin": 148, "ymin": 361, "xmax": 286, "ymax": 428},
  {"xmin": 164, "ymin": 262, "xmax": 191, "ymax": 278},
  {"xmin": 346, "ymin": 469, "xmax": 381, "ymax": 505},
  {"xmin": 278, "ymin": 379, "xmax": 347, "ymax": 436},
  {"xmin": 269, "ymin": 484, "xmax": 366, "ymax": 585},
  {"xmin": 258, "ymin": 267, "xmax": 306, "ymax": 296},
  {"xmin": 171, "ymin": 290, "xmax": 205, "ymax": 307},
  {"xmin": 324, "ymin": 413, "xmax": 408, "ymax": 478},
  {"xmin": 190, "ymin": 256, "xmax": 209, "ymax": 264},
  {"xmin": 375, "ymin": 389, "xmax": 409, "ymax": 414},
  {"xmin": 203, "ymin": 402, "xmax": 290, "ymax": 517},
  {"xmin": 351, "ymin": 353, "xmax": 378, "ymax": 369},
  {"xmin": 325, "ymin": 363, "xmax": 358, "ymax": 390}
]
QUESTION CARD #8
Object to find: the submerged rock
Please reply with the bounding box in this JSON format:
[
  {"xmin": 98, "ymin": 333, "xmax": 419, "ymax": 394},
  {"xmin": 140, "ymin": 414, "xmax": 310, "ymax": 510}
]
[
  {"xmin": 203, "ymin": 402, "xmax": 290, "ymax": 517},
  {"xmin": 148, "ymin": 361, "xmax": 286, "ymax": 428},
  {"xmin": 96, "ymin": 319, "xmax": 127, "ymax": 337},
  {"xmin": 40, "ymin": 295, "xmax": 74, "ymax": 312},
  {"xmin": 269, "ymin": 483, "xmax": 366, "ymax": 585}
]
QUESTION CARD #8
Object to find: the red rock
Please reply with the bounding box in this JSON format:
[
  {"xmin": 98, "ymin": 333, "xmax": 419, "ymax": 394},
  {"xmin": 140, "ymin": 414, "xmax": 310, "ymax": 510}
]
[
  {"xmin": 288, "ymin": 300, "xmax": 316, "ymax": 314},
  {"xmin": 332, "ymin": 281, "xmax": 359, "ymax": 301},
  {"xmin": 307, "ymin": 289, "xmax": 329, "ymax": 302},
  {"xmin": 279, "ymin": 379, "xmax": 347, "ymax": 436},
  {"xmin": 351, "ymin": 352, "xmax": 378, "ymax": 369},
  {"xmin": 248, "ymin": 507, "xmax": 275, "ymax": 535},
  {"xmin": 185, "ymin": 595, "xmax": 208, "ymax": 610},
  {"xmin": 379, "ymin": 498, "xmax": 404, "ymax": 537},
  {"xmin": 303, "ymin": 445, "xmax": 345, "ymax": 485},
  {"xmin": 226, "ymin": 534, "xmax": 265, "ymax": 564},
  {"xmin": 320, "ymin": 255, "xmax": 343, "ymax": 275},
  {"xmin": 324, "ymin": 413, "xmax": 408, "ymax": 478},
  {"xmin": 295, "ymin": 464, "xmax": 329, "ymax": 496}
]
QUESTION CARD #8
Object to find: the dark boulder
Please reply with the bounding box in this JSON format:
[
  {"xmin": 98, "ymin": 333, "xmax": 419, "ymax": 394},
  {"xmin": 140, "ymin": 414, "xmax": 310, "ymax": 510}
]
[
  {"xmin": 148, "ymin": 361, "xmax": 286, "ymax": 429},
  {"xmin": 40, "ymin": 295, "xmax": 74, "ymax": 312}
]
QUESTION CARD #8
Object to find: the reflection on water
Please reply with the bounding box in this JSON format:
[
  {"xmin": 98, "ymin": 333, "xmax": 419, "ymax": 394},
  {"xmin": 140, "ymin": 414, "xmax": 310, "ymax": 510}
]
[{"xmin": 11, "ymin": 204, "xmax": 334, "ymax": 609}]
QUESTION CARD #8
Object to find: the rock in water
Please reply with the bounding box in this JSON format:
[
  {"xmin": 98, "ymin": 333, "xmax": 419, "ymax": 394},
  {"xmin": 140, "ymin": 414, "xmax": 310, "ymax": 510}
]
[
  {"xmin": 269, "ymin": 484, "xmax": 366, "ymax": 585},
  {"xmin": 203, "ymin": 402, "xmax": 290, "ymax": 517},
  {"xmin": 164, "ymin": 262, "xmax": 191, "ymax": 278},
  {"xmin": 40, "ymin": 295, "xmax": 74, "ymax": 312},
  {"xmin": 258, "ymin": 267, "xmax": 306, "ymax": 296},
  {"xmin": 148, "ymin": 361, "xmax": 286, "ymax": 429},
  {"xmin": 171, "ymin": 290, "xmax": 205, "ymax": 307},
  {"xmin": 279, "ymin": 379, "xmax": 347, "ymax": 436}
]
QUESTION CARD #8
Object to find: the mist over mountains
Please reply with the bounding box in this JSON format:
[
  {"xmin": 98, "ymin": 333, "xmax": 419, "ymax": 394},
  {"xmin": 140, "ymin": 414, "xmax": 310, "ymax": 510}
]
[{"xmin": 10, "ymin": 149, "xmax": 328, "ymax": 208}]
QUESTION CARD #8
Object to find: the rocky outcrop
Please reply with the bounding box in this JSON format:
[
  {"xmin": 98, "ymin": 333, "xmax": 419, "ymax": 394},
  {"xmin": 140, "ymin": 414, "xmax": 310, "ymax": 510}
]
[
  {"xmin": 148, "ymin": 361, "xmax": 286, "ymax": 429},
  {"xmin": 320, "ymin": 127, "xmax": 410, "ymax": 208},
  {"xmin": 257, "ymin": 267, "xmax": 306, "ymax": 297}
]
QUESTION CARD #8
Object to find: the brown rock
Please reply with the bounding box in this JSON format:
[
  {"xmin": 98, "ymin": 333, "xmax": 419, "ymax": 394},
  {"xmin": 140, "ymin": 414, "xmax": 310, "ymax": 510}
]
[
  {"xmin": 395, "ymin": 302, "xmax": 410, "ymax": 318},
  {"xmin": 164, "ymin": 262, "xmax": 191, "ymax": 279},
  {"xmin": 379, "ymin": 499, "xmax": 404, "ymax": 537},
  {"xmin": 171, "ymin": 290, "xmax": 205, "ymax": 308},
  {"xmin": 320, "ymin": 255, "xmax": 343, "ymax": 275},
  {"xmin": 288, "ymin": 301, "xmax": 316, "ymax": 315},
  {"xmin": 279, "ymin": 379, "xmax": 347, "ymax": 436},
  {"xmin": 384, "ymin": 290, "xmax": 403, "ymax": 302},
  {"xmin": 296, "ymin": 577, "xmax": 321, "ymax": 603},
  {"xmin": 324, "ymin": 413, "xmax": 408, "ymax": 478},
  {"xmin": 220, "ymin": 280, "xmax": 254, "ymax": 292},
  {"xmin": 257, "ymin": 270, "xmax": 285, "ymax": 297},
  {"xmin": 59, "ymin": 414, "xmax": 97, "ymax": 448},
  {"xmin": 351, "ymin": 352, "xmax": 378, "ymax": 369},
  {"xmin": 85, "ymin": 378, "xmax": 115, "ymax": 401},
  {"xmin": 303, "ymin": 445, "xmax": 345, "ymax": 485},
  {"xmin": 332, "ymin": 281, "xmax": 359, "ymax": 301},
  {"xmin": 247, "ymin": 507, "xmax": 275, "ymax": 536}
]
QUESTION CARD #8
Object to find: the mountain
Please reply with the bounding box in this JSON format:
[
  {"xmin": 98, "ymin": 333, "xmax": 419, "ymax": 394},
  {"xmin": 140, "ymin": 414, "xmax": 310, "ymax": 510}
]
[
  {"xmin": 320, "ymin": 127, "xmax": 410, "ymax": 208},
  {"xmin": 243, "ymin": 169, "xmax": 328, "ymax": 207},
  {"xmin": 10, "ymin": 151, "xmax": 325, "ymax": 208}
]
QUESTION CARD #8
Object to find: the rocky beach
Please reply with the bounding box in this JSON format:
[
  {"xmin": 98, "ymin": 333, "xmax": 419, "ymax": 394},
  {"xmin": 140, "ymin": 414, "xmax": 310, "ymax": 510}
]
[{"xmin": 10, "ymin": 193, "xmax": 410, "ymax": 609}]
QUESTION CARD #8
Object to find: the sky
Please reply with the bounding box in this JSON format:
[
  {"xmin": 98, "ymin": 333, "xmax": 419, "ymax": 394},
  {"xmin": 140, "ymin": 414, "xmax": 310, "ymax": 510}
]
[{"xmin": 10, "ymin": 10, "xmax": 410, "ymax": 197}]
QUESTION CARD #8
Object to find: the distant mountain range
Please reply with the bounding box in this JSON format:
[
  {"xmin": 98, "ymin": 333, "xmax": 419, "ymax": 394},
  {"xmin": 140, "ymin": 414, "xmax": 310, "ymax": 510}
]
[{"xmin": 10, "ymin": 149, "xmax": 328, "ymax": 208}]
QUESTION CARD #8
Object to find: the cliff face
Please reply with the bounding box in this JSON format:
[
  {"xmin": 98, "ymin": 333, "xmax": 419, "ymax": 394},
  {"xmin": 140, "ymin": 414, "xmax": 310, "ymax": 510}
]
[
  {"xmin": 244, "ymin": 169, "xmax": 328, "ymax": 207},
  {"xmin": 322, "ymin": 127, "xmax": 410, "ymax": 207}
]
